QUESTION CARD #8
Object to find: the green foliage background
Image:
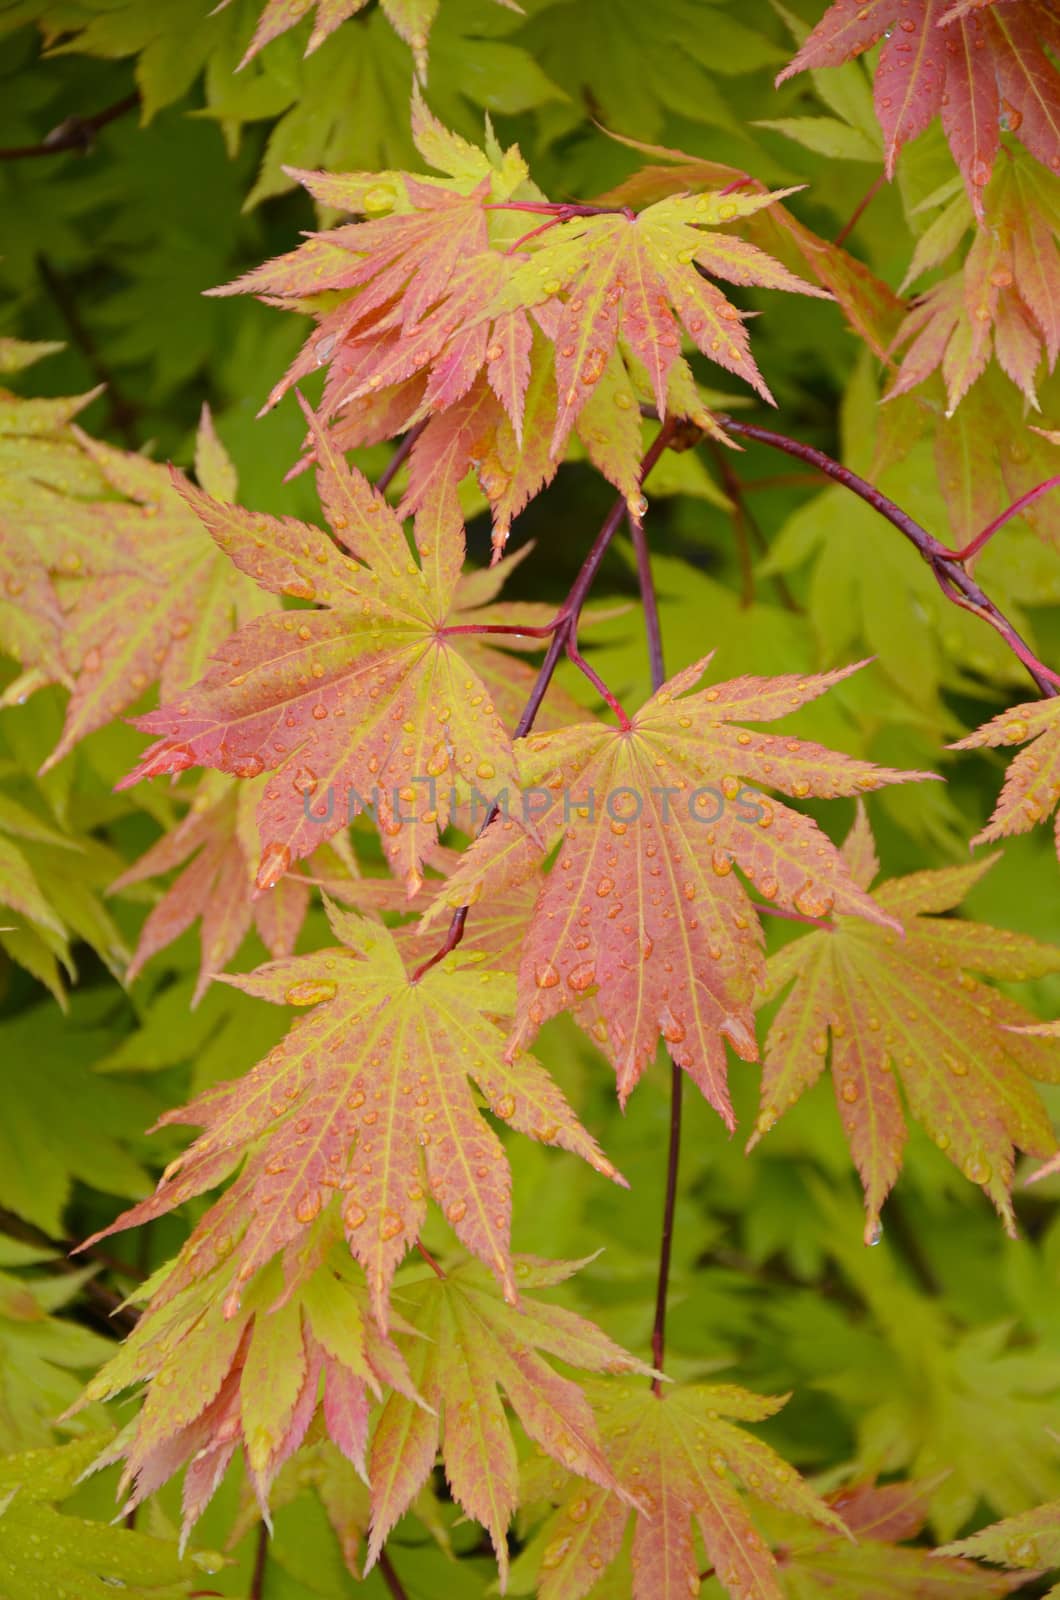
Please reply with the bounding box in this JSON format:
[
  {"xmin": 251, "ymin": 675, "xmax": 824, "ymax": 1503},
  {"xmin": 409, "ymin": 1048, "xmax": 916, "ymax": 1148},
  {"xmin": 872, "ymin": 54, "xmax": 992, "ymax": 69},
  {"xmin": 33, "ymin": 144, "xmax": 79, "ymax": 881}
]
[{"xmin": 2, "ymin": 1, "xmax": 1060, "ymax": 1595}]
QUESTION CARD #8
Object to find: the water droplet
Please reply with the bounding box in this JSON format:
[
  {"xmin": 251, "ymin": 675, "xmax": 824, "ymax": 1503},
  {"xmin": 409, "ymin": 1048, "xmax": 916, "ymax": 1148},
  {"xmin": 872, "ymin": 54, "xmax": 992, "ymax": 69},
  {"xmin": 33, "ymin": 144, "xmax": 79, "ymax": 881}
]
[
  {"xmin": 232, "ymin": 753, "xmax": 264, "ymax": 778},
  {"xmin": 864, "ymin": 1219, "xmax": 883, "ymax": 1247},
  {"xmin": 446, "ymin": 1199, "xmax": 467, "ymax": 1224},
  {"xmin": 493, "ymin": 1094, "xmax": 516, "ymax": 1120},
  {"xmin": 567, "ymin": 961, "xmax": 596, "ymax": 993},
  {"xmin": 285, "ymin": 979, "xmax": 337, "ymax": 1006},
  {"xmin": 535, "ymin": 963, "xmax": 560, "ymax": 989},
  {"xmin": 295, "ymin": 1191, "xmax": 322, "ymax": 1223},
  {"xmin": 312, "ymin": 702, "xmax": 328, "ymax": 720},
  {"xmin": 963, "ymin": 1154, "xmax": 992, "ymax": 1185},
  {"xmin": 380, "ymin": 1209, "xmax": 403, "ymax": 1241},
  {"xmin": 256, "ymin": 841, "xmax": 291, "ymax": 890}
]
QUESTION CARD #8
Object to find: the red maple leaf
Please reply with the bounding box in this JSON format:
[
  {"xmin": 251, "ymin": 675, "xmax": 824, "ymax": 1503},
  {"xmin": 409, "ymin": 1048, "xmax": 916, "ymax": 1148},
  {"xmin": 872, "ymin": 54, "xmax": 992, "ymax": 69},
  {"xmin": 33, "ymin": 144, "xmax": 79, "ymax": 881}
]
[
  {"xmin": 120, "ymin": 400, "xmax": 539, "ymax": 897},
  {"xmin": 778, "ymin": 0, "xmax": 1060, "ymax": 216},
  {"xmin": 426, "ymin": 658, "xmax": 933, "ymax": 1124}
]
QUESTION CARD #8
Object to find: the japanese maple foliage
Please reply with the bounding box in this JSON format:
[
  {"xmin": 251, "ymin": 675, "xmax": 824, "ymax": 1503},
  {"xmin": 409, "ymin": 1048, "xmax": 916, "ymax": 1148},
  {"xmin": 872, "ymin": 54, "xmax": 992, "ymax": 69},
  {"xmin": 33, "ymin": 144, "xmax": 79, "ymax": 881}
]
[{"xmin": 6, "ymin": 9, "xmax": 1060, "ymax": 1600}]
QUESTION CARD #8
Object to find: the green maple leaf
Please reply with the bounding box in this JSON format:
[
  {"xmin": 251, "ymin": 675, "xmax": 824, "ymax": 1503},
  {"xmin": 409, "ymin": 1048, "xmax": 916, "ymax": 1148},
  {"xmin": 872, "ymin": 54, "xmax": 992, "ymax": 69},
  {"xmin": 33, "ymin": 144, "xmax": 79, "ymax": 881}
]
[
  {"xmin": 0, "ymin": 1000, "xmax": 156, "ymax": 1234},
  {"xmin": 0, "ymin": 1238, "xmax": 112, "ymax": 1453},
  {"xmin": 0, "ymin": 1434, "xmax": 222, "ymax": 1598},
  {"xmin": 518, "ymin": 1379, "xmax": 844, "ymax": 1600},
  {"xmin": 942, "ymin": 1497, "xmax": 1060, "ymax": 1591},
  {"xmin": 87, "ymin": 900, "xmax": 620, "ymax": 1327},
  {"xmin": 751, "ymin": 805, "xmax": 1060, "ymax": 1238}
]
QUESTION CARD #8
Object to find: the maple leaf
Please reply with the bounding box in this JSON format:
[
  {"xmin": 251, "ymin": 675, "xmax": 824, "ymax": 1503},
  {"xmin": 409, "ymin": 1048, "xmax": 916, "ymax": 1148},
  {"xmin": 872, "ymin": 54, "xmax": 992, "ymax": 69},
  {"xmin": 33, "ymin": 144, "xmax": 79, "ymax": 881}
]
[
  {"xmin": 40, "ymin": 407, "xmax": 269, "ymax": 771},
  {"xmin": 0, "ymin": 375, "xmax": 106, "ymax": 684},
  {"xmin": 482, "ymin": 184, "xmax": 828, "ymax": 457},
  {"xmin": 79, "ymin": 1250, "xmax": 420, "ymax": 1537},
  {"xmin": 518, "ymin": 1379, "xmax": 845, "ymax": 1600},
  {"xmin": 217, "ymin": 105, "xmax": 824, "ymax": 552},
  {"xmin": 0, "ymin": 998, "xmax": 156, "ymax": 1236},
  {"xmin": 767, "ymin": 1478, "xmax": 1027, "ymax": 1597},
  {"xmin": 119, "ymin": 399, "xmax": 528, "ymax": 895},
  {"xmin": 109, "ymin": 772, "xmax": 357, "ymax": 1003},
  {"xmin": 231, "ymin": 0, "xmax": 517, "ymax": 78},
  {"xmin": 750, "ymin": 805, "xmax": 1060, "ymax": 1240},
  {"xmin": 85, "ymin": 901, "xmax": 621, "ymax": 1327},
  {"xmin": 777, "ymin": 0, "xmax": 1060, "ymax": 215},
  {"xmin": 890, "ymin": 154, "xmax": 1060, "ymax": 413},
  {"xmin": 368, "ymin": 1255, "xmax": 650, "ymax": 1589},
  {"xmin": 950, "ymin": 693, "xmax": 1060, "ymax": 861},
  {"xmin": 428, "ymin": 657, "xmax": 932, "ymax": 1124},
  {"xmin": 593, "ymin": 133, "xmax": 906, "ymax": 360},
  {"xmin": 0, "ymin": 1237, "xmax": 112, "ymax": 1452},
  {"xmin": 0, "ymin": 1433, "xmax": 222, "ymax": 1598},
  {"xmin": 941, "ymin": 1497, "xmax": 1060, "ymax": 1587}
]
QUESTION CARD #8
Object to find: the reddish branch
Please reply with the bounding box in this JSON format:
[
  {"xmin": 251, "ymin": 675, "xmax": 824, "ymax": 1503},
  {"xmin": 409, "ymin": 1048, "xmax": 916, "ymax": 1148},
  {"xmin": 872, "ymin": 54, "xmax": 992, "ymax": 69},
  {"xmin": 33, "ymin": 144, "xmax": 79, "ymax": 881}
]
[
  {"xmin": 250, "ymin": 1523, "xmax": 269, "ymax": 1600},
  {"xmin": 834, "ymin": 170, "xmax": 887, "ymax": 248},
  {"xmin": 0, "ymin": 92, "xmax": 139, "ymax": 160},
  {"xmin": 378, "ymin": 1550, "xmax": 411, "ymax": 1600},
  {"xmin": 629, "ymin": 513, "xmax": 682, "ymax": 1393},
  {"xmin": 716, "ymin": 416, "xmax": 1060, "ymax": 699},
  {"xmin": 374, "ymin": 420, "xmax": 426, "ymax": 494}
]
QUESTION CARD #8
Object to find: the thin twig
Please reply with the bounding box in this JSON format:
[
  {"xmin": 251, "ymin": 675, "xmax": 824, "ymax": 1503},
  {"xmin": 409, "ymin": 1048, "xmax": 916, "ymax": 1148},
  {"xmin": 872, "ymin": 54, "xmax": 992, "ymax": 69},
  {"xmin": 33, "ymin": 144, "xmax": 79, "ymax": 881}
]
[
  {"xmin": 378, "ymin": 1549, "xmax": 411, "ymax": 1600},
  {"xmin": 416, "ymin": 1241, "xmax": 446, "ymax": 1278},
  {"xmin": 374, "ymin": 420, "xmax": 427, "ymax": 495},
  {"xmin": 629, "ymin": 511, "xmax": 683, "ymax": 1394},
  {"xmin": 409, "ymin": 422, "xmax": 677, "ymax": 983},
  {"xmin": 566, "ymin": 638, "xmax": 631, "ymax": 726},
  {"xmin": 834, "ymin": 170, "xmax": 887, "ymax": 248},
  {"xmin": 250, "ymin": 1522, "xmax": 269, "ymax": 1600},
  {"xmin": 951, "ymin": 473, "xmax": 1060, "ymax": 563},
  {"xmin": 716, "ymin": 416, "xmax": 1060, "ymax": 698},
  {"xmin": 0, "ymin": 92, "xmax": 139, "ymax": 161}
]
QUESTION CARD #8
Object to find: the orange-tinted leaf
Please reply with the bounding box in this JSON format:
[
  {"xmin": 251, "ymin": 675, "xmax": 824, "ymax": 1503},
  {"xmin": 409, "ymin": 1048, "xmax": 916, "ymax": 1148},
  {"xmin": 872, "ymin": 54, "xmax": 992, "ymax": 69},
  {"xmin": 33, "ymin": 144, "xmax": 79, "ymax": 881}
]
[
  {"xmin": 527, "ymin": 1381, "xmax": 844, "ymax": 1600},
  {"xmin": 86, "ymin": 903, "xmax": 620, "ymax": 1328},
  {"xmin": 369, "ymin": 1257, "xmax": 648, "ymax": 1587},
  {"xmin": 79, "ymin": 1253, "xmax": 416, "ymax": 1536},
  {"xmin": 41, "ymin": 412, "xmax": 268, "ymax": 771},
  {"xmin": 120, "ymin": 401, "xmax": 527, "ymax": 896},
  {"xmin": 951, "ymin": 693, "xmax": 1060, "ymax": 860},
  {"xmin": 752, "ymin": 808, "xmax": 1060, "ymax": 1239},
  {"xmin": 437, "ymin": 658, "xmax": 930, "ymax": 1123}
]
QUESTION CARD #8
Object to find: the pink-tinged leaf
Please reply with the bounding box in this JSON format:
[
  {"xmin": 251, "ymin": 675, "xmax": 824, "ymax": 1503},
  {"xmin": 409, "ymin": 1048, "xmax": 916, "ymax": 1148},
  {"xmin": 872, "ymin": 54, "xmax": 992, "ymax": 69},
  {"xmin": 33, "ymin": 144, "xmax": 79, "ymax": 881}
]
[
  {"xmin": 485, "ymin": 308, "xmax": 534, "ymax": 442},
  {"xmin": 78, "ymin": 1255, "xmax": 413, "ymax": 1538},
  {"xmin": 535, "ymin": 1381, "xmax": 843, "ymax": 1600},
  {"xmin": 89, "ymin": 908, "xmax": 620, "ymax": 1329},
  {"xmin": 776, "ymin": 0, "xmax": 893, "ymax": 80},
  {"xmin": 951, "ymin": 694, "xmax": 1060, "ymax": 856},
  {"xmin": 367, "ymin": 1258, "xmax": 648, "ymax": 1583},
  {"xmin": 448, "ymin": 659, "xmax": 928, "ymax": 1120},
  {"xmin": 941, "ymin": 11, "xmax": 1001, "ymax": 206},
  {"xmin": 875, "ymin": 0, "xmax": 947, "ymax": 178},
  {"xmin": 121, "ymin": 404, "xmax": 532, "ymax": 896},
  {"xmin": 41, "ymin": 418, "xmax": 266, "ymax": 772},
  {"xmin": 754, "ymin": 809, "xmax": 1060, "ymax": 1240},
  {"xmin": 988, "ymin": 6, "xmax": 1060, "ymax": 177}
]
